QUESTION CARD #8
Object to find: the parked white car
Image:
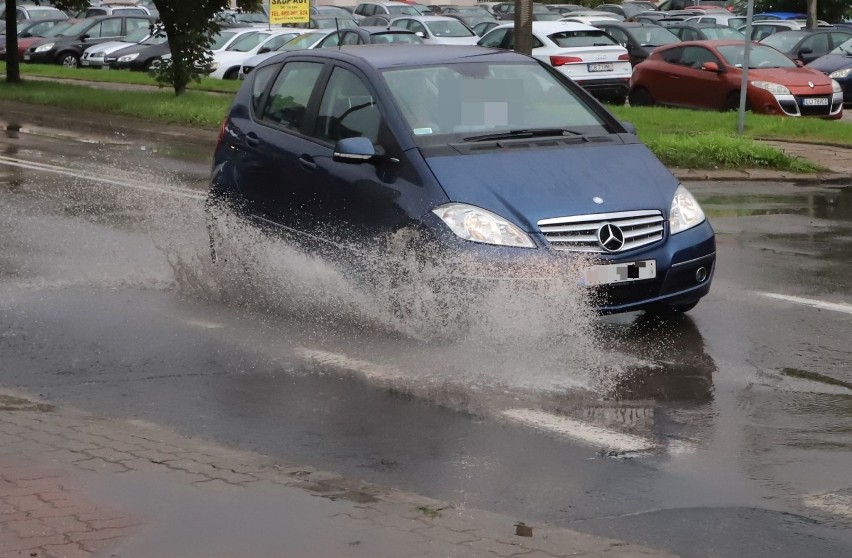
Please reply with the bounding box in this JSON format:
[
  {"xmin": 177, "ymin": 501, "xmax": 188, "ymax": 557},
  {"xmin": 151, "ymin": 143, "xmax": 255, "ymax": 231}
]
[
  {"xmin": 388, "ymin": 15, "xmax": 479, "ymax": 45},
  {"xmin": 559, "ymin": 15, "xmax": 620, "ymax": 26},
  {"xmin": 478, "ymin": 21, "xmax": 632, "ymax": 104},
  {"xmin": 209, "ymin": 28, "xmax": 309, "ymax": 79},
  {"xmin": 238, "ymin": 30, "xmax": 333, "ymax": 79}
]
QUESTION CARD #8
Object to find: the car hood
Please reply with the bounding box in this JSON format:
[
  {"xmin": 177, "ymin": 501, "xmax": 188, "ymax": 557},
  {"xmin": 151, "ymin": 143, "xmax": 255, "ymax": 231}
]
[
  {"xmin": 807, "ymin": 53, "xmax": 852, "ymax": 73},
  {"xmin": 424, "ymin": 142, "xmax": 677, "ymax": 232},
  {"xmin": 84, "ymin": 40, "xmax": 133, "ymax": 55},
  {"xmin": 428, "ymin": 36, "xmax": 479, "ymax": 45},
  {"xmin": 748, "ymin": 66, "xmax": 831, "ymax": 86}
]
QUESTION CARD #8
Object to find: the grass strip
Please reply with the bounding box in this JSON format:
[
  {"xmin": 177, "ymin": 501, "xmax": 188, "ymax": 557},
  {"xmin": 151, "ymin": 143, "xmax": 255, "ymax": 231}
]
[
  {"xmin": 0, "ymin": 80, "xmax": 231, "ymax": 127},
  {"xmin": 0, "ymin": 61, "xmax": 241, "ymax": 94}
]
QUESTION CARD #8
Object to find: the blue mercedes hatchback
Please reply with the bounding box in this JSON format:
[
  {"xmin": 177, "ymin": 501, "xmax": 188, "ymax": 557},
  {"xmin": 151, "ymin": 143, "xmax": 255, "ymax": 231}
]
[{"xmin": 209, "ymin": 45, "xmax": 715, "ymax": 314}]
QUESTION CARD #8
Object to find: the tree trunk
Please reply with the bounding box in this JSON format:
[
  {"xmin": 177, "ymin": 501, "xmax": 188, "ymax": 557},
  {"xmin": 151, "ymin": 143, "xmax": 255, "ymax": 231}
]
[
  {"xmin": 806, "ymin": 0, "xmax": 818, "ymax": 31},
  {"xmin": 513, "ymin": 0, "xmax": 533, "ymax": 56},
  {"xmin": 5, "ymin": 0, "xmax": 21, "ymax": 84}
]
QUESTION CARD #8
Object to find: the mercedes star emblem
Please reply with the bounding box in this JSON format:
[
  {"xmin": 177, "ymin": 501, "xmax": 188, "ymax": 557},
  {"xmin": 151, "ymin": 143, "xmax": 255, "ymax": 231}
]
[
  {"xmin": 593, "ymin": 196, "xmax": 604, "ymax": 204},
  {"xmin": 597, "ymin": 223, "xmax": 625, "ymax": 252}
]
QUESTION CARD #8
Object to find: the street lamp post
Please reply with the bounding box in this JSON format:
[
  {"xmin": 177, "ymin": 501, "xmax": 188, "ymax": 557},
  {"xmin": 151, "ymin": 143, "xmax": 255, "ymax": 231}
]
[{"xmin": 737, "ymin": 0, "xmax": 755, "ymax": 134}]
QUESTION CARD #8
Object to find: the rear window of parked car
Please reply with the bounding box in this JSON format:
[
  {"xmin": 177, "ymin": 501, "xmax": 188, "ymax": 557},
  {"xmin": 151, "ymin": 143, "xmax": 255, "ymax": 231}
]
[{"xmin": 549, "ymin": 30, "xmax": 618, "ymax": 47}]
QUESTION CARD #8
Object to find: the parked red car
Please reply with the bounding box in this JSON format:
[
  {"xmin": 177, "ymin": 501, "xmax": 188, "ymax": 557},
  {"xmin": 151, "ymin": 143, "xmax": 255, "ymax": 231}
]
[{"xmin": 628, "ymin": 40, "xmax": 844, "ymax": 119}]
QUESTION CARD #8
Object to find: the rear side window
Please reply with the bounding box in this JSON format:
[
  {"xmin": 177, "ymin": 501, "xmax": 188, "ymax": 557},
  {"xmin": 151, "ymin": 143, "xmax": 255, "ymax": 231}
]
[
  {"xmin": 251, "ymin": 65, "xmax": 280, "ymax": 115},
  {"xmin": 262, "ymin": 62, "xmax": 324, "ymax": 133}
]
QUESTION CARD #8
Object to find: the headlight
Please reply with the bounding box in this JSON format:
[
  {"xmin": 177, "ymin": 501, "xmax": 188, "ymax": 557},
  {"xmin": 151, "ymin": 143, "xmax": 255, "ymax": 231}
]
[
  {"xmin": 829, "ymin": 68, "xmax": 852, "ymax": 79},
  {"xmin": 750, "ymin": 80, "xmax": 790, "ymax": 95},
  {"xmin": 34, "ymin": 42, "xmax": 55, "ymax": 53},
  {"xmin": 831, "ymin": 78, "xmax": 843, "ymax": 93},
  {"xmin": 118, "ymin": 53, "xmax": 139, "ymax": 62},
  {"xmin": 670, "ymin": 185, "xmax": 705, "ymax": 235},
  {"xmin": 91, "ymin": 51, "xmax": 104, "ymax": 58},
  {"xmin": 208, "ymin": 61, "xmax": 219, "ymax": 70},
  {"xmin": 432, "ymin": 203, "xmax": 535, "ymax": 248}
]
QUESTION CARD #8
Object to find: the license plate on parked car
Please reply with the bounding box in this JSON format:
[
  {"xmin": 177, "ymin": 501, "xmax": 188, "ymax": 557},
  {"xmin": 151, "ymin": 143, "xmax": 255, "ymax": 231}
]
[
  {"xmin": 23, "ymin": 54, "xmax": 30, "ymax": 61},
  {"xmin": 587, "ymin": 63, "xmax": 613, "ymax": 72},
  {"xmin": 802, "ymin": 97, "xmax": 829, "ymax": 106},
  {"xmin": 582, "ymin": 260, "xmax": 656, "ymax": 286}
]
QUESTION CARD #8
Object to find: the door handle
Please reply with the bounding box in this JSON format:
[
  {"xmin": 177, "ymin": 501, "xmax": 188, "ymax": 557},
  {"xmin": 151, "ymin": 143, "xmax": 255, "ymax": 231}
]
[
  {"xmin": 298, "ymin": 155, "xmax": 317, "ymax": 171},
  {"xmin": 245, "ymin": 132, "xmax": 260, "ymax": 148}
]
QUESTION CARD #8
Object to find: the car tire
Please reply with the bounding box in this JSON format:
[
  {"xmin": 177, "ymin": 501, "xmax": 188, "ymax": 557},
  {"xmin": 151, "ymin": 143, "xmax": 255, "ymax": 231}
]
[
  {"xmin": 725, "ymin": 92, "xmax": 750, "ymax": 112},
  {"xmin": 223, "ymin": 67, "xmax": 239, "ymax": 80},
  {"xmin": 628, "ymin": 87, "xmax": 654, "ymax": 107},
  {"xmin": 57, "ymin": 52, "xmax": 79, "ymax": 68}
]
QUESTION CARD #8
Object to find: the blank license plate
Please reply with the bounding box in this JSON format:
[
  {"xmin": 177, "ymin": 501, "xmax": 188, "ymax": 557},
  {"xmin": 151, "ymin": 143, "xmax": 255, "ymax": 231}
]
[
  {"xmin": 802, "ymin": 97, "xmax": 829, "ymax": 106},
  {"xmin": 588, "ymin": 63, "xmax": 613, "ymax": 72},
  {"xmin": 23, "ymin": 54, "xmax": 30, "ymax": 61},
  {"xmin": 583, "ymin": 260, "xmax": 656, "ymax": 286}
]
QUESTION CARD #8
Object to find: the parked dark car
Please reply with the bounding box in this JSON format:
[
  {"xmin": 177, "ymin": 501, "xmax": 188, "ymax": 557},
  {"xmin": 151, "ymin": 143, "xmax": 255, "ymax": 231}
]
[
  {"xmin": 629, "ymin": 40, "xmax": 844, "ymax": 118},
  {"xmin": 0, "ymin": 17, "xmax": 66, "ymax": 60},
  {"xmin": 106, "ymin": 32, "xmax": 169, "ymax": 70},
  {"xmin": 596, "ymin": 2, "xmax": 658, "ymax": 20},
  {"xmin": 358, "ymin": 15, "xmax": 391, "ymax": 26},
  {"xmin": 444, "ymin": 13, "xmax": 497, "ymax": 33},
  {"xmin": 759, "ymin": 29, "xmax": 852, "ymax": 65},
  {"xmin": 472, "ymin": 20, "xmax": 500, "ymax": 36},
  {"xmin": 315, "ymin": 26, "xmax": 422, "ymax": 47},
  {"xmin": 23, "ymin": 14, "xmax": 155, "ymax": 67},
  {"xmin": 491, "ymin": 3, "xmax": 561, "ymax": 21},
  {"xmin": 807, "ymin": 37, "xmax": 852, "ymax": 104},
  {"xmin": 208, "ymin": 45, "xmax": 716, "ymax": 316},
  {"xmin": 592, "ymin": 21, "xmax": 681, "ymax": 66},
  {"xmin": 662, "ymin": 22, "xmax": 744, "ymax": 41}
]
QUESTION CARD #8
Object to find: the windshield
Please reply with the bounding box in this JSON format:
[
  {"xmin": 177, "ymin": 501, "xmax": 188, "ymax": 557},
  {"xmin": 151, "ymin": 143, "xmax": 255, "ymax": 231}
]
[
  {"xmin": 278, "ymin": 32, "xmax": 325, "ymax": 50},
  {"xmin": 831, "ymin": 37, "xmax": 852, "ymax": 55},
  {"xmin": 124, "ymin": 26, "xmax": 152, "ymax": 43},
  {"xmin": 760, "ymin": 31, "xmax": 806, "ymax": 52},
  {"xmin": 549, "ymin": 30, "xmax": 618, "ymax": 47},
  {"xmin": 210, "ymin": 30, "xmax": 238, "ymax": 50},
  {"xmin": 227, "ymin": 31, "xmax": 267, "ymax": 52},
  {"xmin": 701, "ymin": 26, "xmax": 744, "ymax": 40},
  {"xmin": 142, "ymin": 33, "xmax": 168, "ymax": 45},
  {"xmin": 42, "ymin": 20, "xmax": 76, "ymax": 37},
  {"xmin": 456, "ymin": 6, "xmax": 491, "ymax": 15},
  {"xmin": 533, "ymin": 5, "xmax": 552, "ymax": 14},
  {"xmin": 622, "ymin": 3, "xmax": 655, "ymax": 17},
  {"xmin": 58, "ymin": 19, "xmax": 95, "ymax": 38},
  {"xmin": 627, "ymin": 26, "xmax": 680, "ymax": 47},
  {"xmin": 314, "ymin": 18, "xmax": 357, "ymax": 29},
  {"xmin": 387, "ymin": 6, "xmax": 420, "ymax": 15},
  {"xmin": 382, "ymin": 61, "xmax": 608, "ymax": 143},
  {"xmin": 717, "ymin": 44, "xmax": 797, "ymax": 68},
  {"xmin": 426, "ymin": 20, "xmax": 475, "ymax": 37},
  {"xmin": 316, "ymin": 6, "xmax": 352, "ymax": 17}
]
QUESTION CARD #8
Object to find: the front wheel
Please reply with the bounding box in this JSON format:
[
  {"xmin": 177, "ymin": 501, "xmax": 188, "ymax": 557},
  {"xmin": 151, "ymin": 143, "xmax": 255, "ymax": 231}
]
[
  {"xmin": 57, "ymin": 52, "xmax": 79, "ymax": 68},
  {"xmin": 725, "ymin": 92, "xmax": 750, "ymax": 112}
]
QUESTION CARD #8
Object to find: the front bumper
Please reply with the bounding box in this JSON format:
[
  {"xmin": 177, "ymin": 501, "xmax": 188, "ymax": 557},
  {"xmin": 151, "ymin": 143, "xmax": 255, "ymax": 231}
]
[
  {"xmin": 752, "ymin": 87, "xmax": 844, "ymax": 118},
  {"xmin": 430, "ymin": 219, "xmax": 716, "ymax": 315},
  {"xmin": 575, "ymin": 77, "xmax": 631, "ymax": 101},
  {"xmin": 22, "ymin": 50, "xmax": 56, "ymax": 63}
]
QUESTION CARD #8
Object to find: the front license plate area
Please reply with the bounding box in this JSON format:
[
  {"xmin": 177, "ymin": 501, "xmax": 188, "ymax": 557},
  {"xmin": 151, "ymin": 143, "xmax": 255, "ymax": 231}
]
[
  {"xmin": 23, "ymin": 54, "xmax": 30, "ymax": 61},
  {"xmin": 583, "ymin": 260, "xmax": 656, "ymax": 286},
  {"xmin": 588, "ymin": 63, "xmax": 613, "ymax": 72},
  {"xmin": 802, "ymin": 97, "xmax": 829, "ymax": 106}
]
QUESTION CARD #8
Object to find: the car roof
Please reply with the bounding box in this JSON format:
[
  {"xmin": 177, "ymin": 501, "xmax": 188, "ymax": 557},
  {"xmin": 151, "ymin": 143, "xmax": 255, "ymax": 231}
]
[
  {"xmin": 357, "ymin": 26, "xmax": 416, "ymax": 34},
  {"xmin": 271, "ymin": 44, "xmax": 526, "ymax": 69},
  {"xmin": 500, "ymin": 20, "xmax": 599, "ymax": 32},
  {"xmin": 595, "ymin": 21, "xmax": 660, "ymax": 28},
  {"xmin": 390, "ymin": 15, "xmax": 466, "ymax": 21}
]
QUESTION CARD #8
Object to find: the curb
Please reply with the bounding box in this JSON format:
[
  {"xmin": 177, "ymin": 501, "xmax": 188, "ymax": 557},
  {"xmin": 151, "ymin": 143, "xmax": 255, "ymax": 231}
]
[{"xmin": 673, "ymin": 169, "xmax": 851, "ymax": 185}]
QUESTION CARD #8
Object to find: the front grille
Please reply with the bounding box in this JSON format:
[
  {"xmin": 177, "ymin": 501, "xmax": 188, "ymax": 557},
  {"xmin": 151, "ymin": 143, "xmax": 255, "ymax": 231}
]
[
  {"xmin": 796, "ymin": 96, "xmax": 832, "ymax": 116},
  {"xmin": 537, "ymin": 209, "xmax": 665, "ymax": 253}
]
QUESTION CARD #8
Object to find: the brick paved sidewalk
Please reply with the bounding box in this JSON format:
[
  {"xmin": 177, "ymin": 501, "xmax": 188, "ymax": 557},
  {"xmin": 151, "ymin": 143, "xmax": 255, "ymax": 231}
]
[{"xmin": 0, "ymin": 390, "xmax": 677, "ymax": 558}]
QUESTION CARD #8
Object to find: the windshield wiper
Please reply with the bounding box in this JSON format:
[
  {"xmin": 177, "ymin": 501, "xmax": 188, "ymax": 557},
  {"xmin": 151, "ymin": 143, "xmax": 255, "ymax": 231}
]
[{"xmin": 463, "ymin": 127, "xmax": 585, "ymax": 142}]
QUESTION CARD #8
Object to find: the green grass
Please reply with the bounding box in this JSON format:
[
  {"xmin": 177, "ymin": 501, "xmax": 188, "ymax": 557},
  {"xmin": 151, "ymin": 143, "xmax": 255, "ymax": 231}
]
[
  {"xmin": 0, "ymin": 80, "xmax": 231, "ymax": 127},
  {"xmin": 0, "ymin": 61, "xmax": 242, "ymax": 94},
  {"xmin": 0, "ymin": 75, "xmax": 846, "ymax": 172},
  {"xmin": 610, "ymin": 105, "xmax": 852, "ymax": 170}
]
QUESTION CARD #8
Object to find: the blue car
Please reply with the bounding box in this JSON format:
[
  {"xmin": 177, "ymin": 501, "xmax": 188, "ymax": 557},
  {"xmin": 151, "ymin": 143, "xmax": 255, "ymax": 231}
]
[
  {"xmin": 808, "ymin": 38, "xmax": 852, "ymax": 105},
  {"xmin": 208, "ymin": 46, "xmax": 715, "ymax": 315},
  {"xmin": 753, "ymin": 12, "xmax": 808, "ymax": 21}
]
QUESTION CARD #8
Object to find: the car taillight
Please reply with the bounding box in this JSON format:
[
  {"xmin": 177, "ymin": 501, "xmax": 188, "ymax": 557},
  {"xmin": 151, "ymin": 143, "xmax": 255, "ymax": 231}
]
[
  {"xmin": 550, "ymin": 55, "xmax": 583, "ymax": 67},
  {"xmin": 216, "ymin": 117, "xmax": 229, "ymax": 151},
  {"xmin": 618, "ymin": 53, "xmax": 630, "ymax": 61}
]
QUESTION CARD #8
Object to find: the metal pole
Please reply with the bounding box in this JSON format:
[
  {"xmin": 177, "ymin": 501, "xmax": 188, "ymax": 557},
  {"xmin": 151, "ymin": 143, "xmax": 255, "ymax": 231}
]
[{"xmin": 737, "ymin": 0, "xmax": 754, "ymax": 134}]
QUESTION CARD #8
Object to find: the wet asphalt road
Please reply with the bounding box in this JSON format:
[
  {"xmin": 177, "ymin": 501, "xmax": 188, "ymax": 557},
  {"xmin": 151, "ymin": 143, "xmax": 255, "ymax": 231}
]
[{"xmin": 0, "ymin": 124, "xmax": 850, "ymax": 558}]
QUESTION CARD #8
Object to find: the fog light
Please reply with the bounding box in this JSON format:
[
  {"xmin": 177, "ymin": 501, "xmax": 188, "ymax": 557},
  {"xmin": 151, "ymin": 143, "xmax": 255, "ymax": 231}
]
[{"xmin": 695, "ymin": 267, "xmax": 708, "ymax": 283}]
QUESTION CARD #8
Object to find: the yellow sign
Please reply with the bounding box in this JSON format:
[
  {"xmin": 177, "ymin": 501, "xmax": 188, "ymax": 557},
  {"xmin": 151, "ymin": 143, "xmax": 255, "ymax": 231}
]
[{"xmin": 270, "ymin": 0, "xmax": 310, "ymax": 24}]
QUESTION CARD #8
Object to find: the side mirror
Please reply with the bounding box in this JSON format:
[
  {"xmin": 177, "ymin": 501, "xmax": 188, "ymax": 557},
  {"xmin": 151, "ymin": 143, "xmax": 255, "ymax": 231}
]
[
  {"xmin": 795, "ymin": 59, "xmax": 804, "ymax": 67},
  {"xmin": 701, "ymin": 61, "xmax": 721, "ymax": 73},
  {"xmin": 80, "ymin": 34, "xmax": 88, "ymax": 41},
  {"xmin": 21, "ymin": 32, "xmax": 31, "ymax": 38},
  {"xmin": 333, "ymin": 137, "xmax": 376, "ymax": 164},
  {"xmin": 415, "ymin": 31, "xmax": 426, "ymax": 38},
  {"xmin": 798, "ymin": 47, "xmax": 813, "ymax": 55},
  {"xmin": 257, "ymin": 47, "xmax": 270, "ymax": 54},
  {"xmin": 620, "ymin": 121, "xmax": 637, "ymax": 134}
]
